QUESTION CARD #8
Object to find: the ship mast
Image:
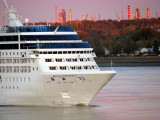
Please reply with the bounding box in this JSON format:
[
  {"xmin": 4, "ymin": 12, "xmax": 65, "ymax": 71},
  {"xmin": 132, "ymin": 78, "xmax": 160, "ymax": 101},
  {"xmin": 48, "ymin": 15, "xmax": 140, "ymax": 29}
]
[
  {"xmin": 2, "ymin": 0, "xmax": 23, "ymax": 27},
  {"xmin": 3, "ymin": 0, "xmax": 9, "ymax": 10}
]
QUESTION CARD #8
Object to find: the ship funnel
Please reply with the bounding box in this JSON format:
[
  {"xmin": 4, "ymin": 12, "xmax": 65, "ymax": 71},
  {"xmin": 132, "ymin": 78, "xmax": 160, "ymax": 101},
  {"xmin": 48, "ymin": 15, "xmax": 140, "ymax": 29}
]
[{"xmin": 3, "ymin": 0, "xmax": 23, "ymax": 27}]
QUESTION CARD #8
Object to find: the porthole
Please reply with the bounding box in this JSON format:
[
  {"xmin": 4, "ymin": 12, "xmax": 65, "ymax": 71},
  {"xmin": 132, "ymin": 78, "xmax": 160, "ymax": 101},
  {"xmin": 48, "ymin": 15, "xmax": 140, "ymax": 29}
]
[
  {"xmin": 0, "ymin": 76, "xmax": 2, "ymax": 83},
  {"xmin": 51, "ymin": 77, "xmax": 55, "ymax": 81},
  {"xmin": 62, "ymin": 78, "xmax": 66, "ymax": 80},
  {"xmin": 28, "ymin": 77, "xmax": 30, "ymax": 82}
]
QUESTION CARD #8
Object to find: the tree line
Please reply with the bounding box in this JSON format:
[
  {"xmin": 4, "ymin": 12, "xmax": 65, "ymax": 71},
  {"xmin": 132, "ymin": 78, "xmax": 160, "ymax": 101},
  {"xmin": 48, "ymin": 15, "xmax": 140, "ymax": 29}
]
[{"xmin": 69, "ymin": 18, "xmax": 160, "ymax": 56}]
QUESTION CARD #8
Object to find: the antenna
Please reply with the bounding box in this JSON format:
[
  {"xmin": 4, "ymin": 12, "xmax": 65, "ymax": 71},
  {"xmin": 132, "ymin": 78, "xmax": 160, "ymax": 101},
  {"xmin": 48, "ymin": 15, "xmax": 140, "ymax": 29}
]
[
  {"xmin": 3, "ymin": 0, "xmax": 9, "ymax": 10},
  {"xmin": 37, "ymin": 40, "xmax": 40, "ymax": 49},
  {"xmin": 54, "ymin": 26, "xmax": 59, "ymax": 34},
  {"xmin": 116, "ymin": 12, "xmax": 119, "ymax": 20},
  {"xmin": 111, "ymin": 59, "xmax": 113, "ymax": 71}
]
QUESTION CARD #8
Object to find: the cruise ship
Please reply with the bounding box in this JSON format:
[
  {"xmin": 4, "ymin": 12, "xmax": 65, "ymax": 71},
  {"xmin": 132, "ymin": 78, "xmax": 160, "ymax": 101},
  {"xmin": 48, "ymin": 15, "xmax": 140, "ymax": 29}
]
[{"xmin": 0, "ymin": 0, "xmax": 116, "ymax": 106}]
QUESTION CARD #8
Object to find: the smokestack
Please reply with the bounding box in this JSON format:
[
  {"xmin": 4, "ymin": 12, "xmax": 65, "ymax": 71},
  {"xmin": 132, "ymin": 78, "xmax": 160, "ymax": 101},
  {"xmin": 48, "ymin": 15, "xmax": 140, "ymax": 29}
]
[
  {"xmin": 122, "ymin": 10, "xmax": 123, "ymax": 20},
  {"xmin": 91, "ymin": 16, "xmax": 93, "ymax": 21},
  {"xmin": 82, "ymin": 15, "xmax": 85, "ymax": 20},
  {"xmin": 86, "ymin": 14, "xmax": 88, "ymax": 21},
  {"xmin": 156, "ymin": 12, "xmax": 158, "ymax": 19},
  {"xmin": 59, "ymin": 9, "xmax": 66, "ymax": 23},
  {"xmin": 147, "ymin": 8, "xmax": 150, "ymax": 19},
  {"xmin": 128, "ymin": 6, "xmax": 131, "ymax": 20},
  {"xmin": 99, "ymin": 13, "xmax": 100, "ymax": 21},
  {"xmin": 151, "ymin": 12, "xmax": 153, "ymax": 19},
  {"xmin": 135, "ymin": 9, "xmax": 138, "ymax": 19},
  {"xmin": 118, "ymin": 18, "xmax": 120, "ymax": 22},
  {"xmin": 69, "ymin": 9, "xmax": 72, "ymax": 22},
  {"xmin": 94, "ymin": 15, "xmax": 96, "ymax": 22},
  {"xmin": 55, "ymin": 6, "xmax": 58, "ymax": 23}
]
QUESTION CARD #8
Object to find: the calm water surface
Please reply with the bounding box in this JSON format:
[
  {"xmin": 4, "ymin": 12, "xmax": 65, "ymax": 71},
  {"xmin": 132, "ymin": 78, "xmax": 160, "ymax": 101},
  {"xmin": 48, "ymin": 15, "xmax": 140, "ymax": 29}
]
[{"xmin": 0, "ymin": 67, "xmax": 160, "ymax": 120}]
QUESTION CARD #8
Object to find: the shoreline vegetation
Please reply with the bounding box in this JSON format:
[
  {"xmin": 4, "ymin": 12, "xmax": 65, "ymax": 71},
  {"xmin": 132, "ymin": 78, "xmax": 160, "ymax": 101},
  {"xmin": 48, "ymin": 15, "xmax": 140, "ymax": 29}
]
[{"xmin": 95, "ymin": 56, "xmax": 160, "ymax": 67}]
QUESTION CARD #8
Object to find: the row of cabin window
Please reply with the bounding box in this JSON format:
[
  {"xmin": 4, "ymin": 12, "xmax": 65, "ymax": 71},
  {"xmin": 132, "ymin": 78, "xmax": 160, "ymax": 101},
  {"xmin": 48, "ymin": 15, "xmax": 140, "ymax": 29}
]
[
  {"xmin": 32, "ymin": 51, "xmax": 92, "ymax": 55},
  {"xmin": 20, "ymin": 43, "xmax": 91, "ymax": 49},
  {"xmin": 45, "ymin": 58, "xmax": 94, "ymax": 62},
  {"xmin": 7, "ymin": 26, "xmax": 74, "ymax": 33},
  {"xmin": 49, "ymin": 65, "xmax": 98, "ymax": 70},
  {"xmin": 0, "ymin": 59, "xmax": 34, "ymax": 64},
  {"xmin": 1, "ymin": 86, "xmax": 19, "ymax": 90},
  {"xmin": 0, "ymin": 50, "xmax": 93, "ymax": 56},
  {"xmin": 0, "ymin": 52, "xmax": 26, "ymax": 57},
  {"xmin": 0, "ymin": 66, "xmax": 38, "ymax": 73},
  {"xmin": 3, "ymin": 77, "xmax": 31, "ymax": 83}
]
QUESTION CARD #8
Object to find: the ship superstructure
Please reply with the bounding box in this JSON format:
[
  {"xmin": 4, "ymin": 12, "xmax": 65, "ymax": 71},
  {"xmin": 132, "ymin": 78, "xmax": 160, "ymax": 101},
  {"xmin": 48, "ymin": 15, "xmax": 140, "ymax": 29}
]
[{"xmin": 0, "ymin": 0, "xmax": 116, "ymax": 106}]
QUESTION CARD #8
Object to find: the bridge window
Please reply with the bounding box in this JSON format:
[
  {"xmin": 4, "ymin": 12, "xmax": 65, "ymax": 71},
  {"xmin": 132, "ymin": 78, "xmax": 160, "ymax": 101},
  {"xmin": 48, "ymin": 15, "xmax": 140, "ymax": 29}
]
[
  {"xmin": 77, "ymin": 66, "xmax": 82, "ymax": 70},
  {"xmin": 53, "ymin": 51, "xmax": 57, "ymax": 54},
  {"xmin": 87, "ymin": 58, "xmax": 94, "ymax": 61},
  {"xmin": 0, "ymin": 36, "xmax": 18, "ymax": 41},
  {"xmin": 20, "ymin": 34, "xmax": 80, "ymax": 41},
  {"xmin": 50, "ymin": 66, "xmax": 58, "ymax": 70},
  {"xmin": 66, "ymin": 58, "xmax": 78, "ymax": 62},
  {"xmin": 91, "ymin": 65, "xmax": 98, "ymax": 69},
  {"xmin": 48, "ymin": 51, "xmax": 52, "ymax": 54},
  {"xmin": 55, "ymin": 58, "xmax": 64, "ymax": 62},
  {"xmin": 70, "ymin": 66, "xmax": 76, "ymax": 70},
  {"xmin": 59, "ymin": 66, "xmax": 69, "ymax": 70},
  {"xmin": 68, "ymin": 51, "xmax": 71, "ymax": 54},
  {"xmin": 58, "ymin": 51, "xmax": 62, "ymax": 54},
  {"xmin": 20, "ymin": 43, "xmax": 91, "ymax": 49},
  {"xmin": 72, "ymin": 51, "xmax": 76, "ymax": 54},
  {"xmin": 79, "ymin": 58, "xmax": 87, "ymax": 62},
  {"xmin": 0, "ymin": 44, "xmax": 18, "ymax": 50},
  {"xmin": 45, "ymin": 59, "xmax": 53, "ymax": 62},
  {"xmin": 70, "ymin": 66, "xmax": 82, "ymax": 70},
  {"xmin": 84, "ymin": 66, "xmax": 91, "ymax": 70},
  {"xmin": 63, "ymin": 51, "xmax": 67, "ymax": 54}
]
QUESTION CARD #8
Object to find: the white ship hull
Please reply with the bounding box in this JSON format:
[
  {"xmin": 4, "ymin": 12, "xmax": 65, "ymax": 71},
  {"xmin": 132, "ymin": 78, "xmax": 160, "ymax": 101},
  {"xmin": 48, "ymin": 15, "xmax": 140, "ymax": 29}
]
[
  {"xmin": 0, "ymin": 71, "xmax": 116, "ymax": 106},
  {"xmin": 0, "ymin": 1, "xmax": 116, "ymax": 106}
]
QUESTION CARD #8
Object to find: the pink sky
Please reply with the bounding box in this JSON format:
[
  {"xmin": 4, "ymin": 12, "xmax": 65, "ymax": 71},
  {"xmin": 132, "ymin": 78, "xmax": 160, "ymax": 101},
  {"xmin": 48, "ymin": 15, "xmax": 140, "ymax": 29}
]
[{"xmin": 0, "ymin": 0, "xmax": 160, "ymax": 26}]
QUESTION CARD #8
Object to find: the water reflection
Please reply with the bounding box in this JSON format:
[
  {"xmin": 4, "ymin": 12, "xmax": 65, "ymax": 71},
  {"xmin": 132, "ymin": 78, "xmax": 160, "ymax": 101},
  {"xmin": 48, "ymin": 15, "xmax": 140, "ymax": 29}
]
[
  {"xmin": 0, "ymin": 67, "xmax": 160, "ymax": 120},
  {"xmin": 91, "ymin": 67, "xmax": 160, "ymax": 120},
  {"xmin": 0, "ymin": 106, "xmax": 99, "ymax": 120}
]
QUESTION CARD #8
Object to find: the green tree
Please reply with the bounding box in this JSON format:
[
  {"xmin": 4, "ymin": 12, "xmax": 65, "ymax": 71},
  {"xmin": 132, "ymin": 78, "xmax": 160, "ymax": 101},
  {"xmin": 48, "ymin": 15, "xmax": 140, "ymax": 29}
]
[
  {"xmin": 136, "ymin": 40, "xmax": 145, "ymax": 48},
  {"xmin": 112, "ymin": 41, "xmax": 123, "ymax": 54},
  {"xmin": 94, "ymin": 39, "xmax": 105, "ymax": 57},
  {"xmin": 124, "ymin": 42, "xmax": 138, "ymax": 54}
]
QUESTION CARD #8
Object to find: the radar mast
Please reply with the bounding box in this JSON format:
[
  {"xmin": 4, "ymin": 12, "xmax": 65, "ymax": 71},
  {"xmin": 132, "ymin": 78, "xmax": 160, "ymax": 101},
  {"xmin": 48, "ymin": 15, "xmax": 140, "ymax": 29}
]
[{"xmin": 3, "ymin": 0, "xmax": 23, "ymax": 27}]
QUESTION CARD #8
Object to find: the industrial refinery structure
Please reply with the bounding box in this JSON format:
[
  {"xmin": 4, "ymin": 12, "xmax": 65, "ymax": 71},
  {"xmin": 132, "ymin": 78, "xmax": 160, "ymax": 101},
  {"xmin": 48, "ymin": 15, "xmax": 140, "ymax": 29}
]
[{"xmin": 51, "ymin": 4, "xmax": 159, "ymax": 24}]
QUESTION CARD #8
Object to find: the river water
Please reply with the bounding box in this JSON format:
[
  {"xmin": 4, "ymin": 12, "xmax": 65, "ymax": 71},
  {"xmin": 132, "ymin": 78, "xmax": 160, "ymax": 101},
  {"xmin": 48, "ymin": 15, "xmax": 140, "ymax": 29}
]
[{"xmin": 0, "ymin": 67, "xmax": 160, "ymax": 120}]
